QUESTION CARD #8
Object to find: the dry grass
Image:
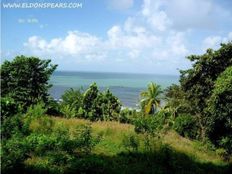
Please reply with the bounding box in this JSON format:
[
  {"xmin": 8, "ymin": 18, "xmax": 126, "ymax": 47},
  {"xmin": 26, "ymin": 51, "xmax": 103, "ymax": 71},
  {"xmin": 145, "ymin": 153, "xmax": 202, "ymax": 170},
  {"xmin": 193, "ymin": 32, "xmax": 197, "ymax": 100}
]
[
  {"xmin": 42, "ymin": 117, "xmax": 226, "ymax": 164},
  {"xmin": 162, "ymin": 131, "xmax": 224, "ymax": 164}
]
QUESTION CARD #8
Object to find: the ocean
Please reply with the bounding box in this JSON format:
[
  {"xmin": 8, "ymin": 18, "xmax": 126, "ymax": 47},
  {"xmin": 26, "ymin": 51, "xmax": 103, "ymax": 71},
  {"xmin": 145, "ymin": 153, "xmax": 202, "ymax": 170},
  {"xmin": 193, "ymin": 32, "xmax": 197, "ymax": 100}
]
[{"xmin": 49, "ymin": 71, "xmax": 179, "ymax": 108}]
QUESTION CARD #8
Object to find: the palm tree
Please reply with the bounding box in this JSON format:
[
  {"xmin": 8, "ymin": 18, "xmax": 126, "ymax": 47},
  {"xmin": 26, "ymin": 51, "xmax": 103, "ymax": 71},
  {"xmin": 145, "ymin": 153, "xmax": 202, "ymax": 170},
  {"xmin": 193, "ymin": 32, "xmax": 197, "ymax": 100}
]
[{"xmin": 140, "ymin": 82, "xmax": 162, "ymax": 115}]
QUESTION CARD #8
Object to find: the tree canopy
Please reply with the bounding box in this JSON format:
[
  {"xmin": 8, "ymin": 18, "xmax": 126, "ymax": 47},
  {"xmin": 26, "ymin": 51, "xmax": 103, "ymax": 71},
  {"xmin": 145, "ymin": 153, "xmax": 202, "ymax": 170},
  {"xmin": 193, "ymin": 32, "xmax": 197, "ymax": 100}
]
[
  {"xmin": 140, "ymin": 82, "xmax": 162, "ymax": 115},
  {"xmin": 166, "ymin": 42, "xmax": 232, "ymax": 153},
  {"xmin": 1, "ymin": 56, "xmax": 57, "ymax": 110}
]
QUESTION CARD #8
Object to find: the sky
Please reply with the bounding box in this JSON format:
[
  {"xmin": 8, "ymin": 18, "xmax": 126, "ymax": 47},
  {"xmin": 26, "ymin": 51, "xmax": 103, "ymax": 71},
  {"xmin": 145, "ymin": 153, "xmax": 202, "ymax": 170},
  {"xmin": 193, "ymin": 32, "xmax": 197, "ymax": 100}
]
[{"xmin": 1, "ymin": 0, "xmax": 232, "ymax": 75}]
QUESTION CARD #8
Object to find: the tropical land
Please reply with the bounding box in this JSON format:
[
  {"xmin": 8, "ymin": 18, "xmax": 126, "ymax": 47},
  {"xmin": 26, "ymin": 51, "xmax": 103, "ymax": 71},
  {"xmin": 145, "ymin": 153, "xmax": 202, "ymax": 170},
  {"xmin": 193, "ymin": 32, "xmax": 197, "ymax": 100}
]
[{"xmin": 1, "ymin": 42, "xmax": 232, "ymax": 173}]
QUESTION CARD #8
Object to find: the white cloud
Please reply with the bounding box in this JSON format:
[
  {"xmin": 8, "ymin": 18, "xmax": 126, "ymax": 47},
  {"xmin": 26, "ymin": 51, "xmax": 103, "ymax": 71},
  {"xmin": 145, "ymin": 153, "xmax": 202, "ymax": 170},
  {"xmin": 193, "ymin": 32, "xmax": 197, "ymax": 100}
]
[
  {"xmin": 202, "ymin": 32, "xmax": 232, "ymax": 50},
  {"xmin": 202, "ymin": 36, "xmax": 222, "ymax": 50},
  {"xmin": 141, "ymin": 0, "xmax": 172, "ymax": 31},
  {"xmin": 22, "ymin": 0, "xmax": 231, "ymax": 74},
  {"xmin": 141, "ymin": 0, "xmax": 231, "ymax": 31},
  {"xmin": 23, "ymin": 0, "xmax": 191, "ymax": 74},
  {"xmin": 24, "ymin": 31, "xmax": 105, "ymax": 62}
]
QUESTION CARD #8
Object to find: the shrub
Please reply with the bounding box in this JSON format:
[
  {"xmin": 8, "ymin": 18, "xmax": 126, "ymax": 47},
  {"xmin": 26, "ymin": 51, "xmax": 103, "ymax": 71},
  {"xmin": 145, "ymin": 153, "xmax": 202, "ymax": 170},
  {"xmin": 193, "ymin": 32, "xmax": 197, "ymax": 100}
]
[
  {"xmin": 1, "ymin": 136, "xmax": 29, "ymax": 173},
  {"xmin": 1, "ymin": 115, "xmax": 30, "ymax": 140},
  {"xmin": 1, "ymin": 96, "xmax": 20, "ymax": 121},
  {"xmin": 216, "ymin": 148, "xmax": 228, "ymax": 161},
  {"xmin": 119, "ymin": 108, "xmax": 137, "ymax": 123},
  {"xmin": 82, "ymin": 83, "xmax": 99, "ymax": 116},
  {"xmin": 60, "ymin": 88, "xmax": 83, "ymax": 117},
  {"xmin": 25, "ymin": 102, "xmax": 47, "ymax": 119},
  {"xmin": 92, "ymin": 89, "xmax": 121, "ymax": 121},
  {"xmin": 46, "ymin": 98, "xmax": 61, "ymax": 116},
  {"xmin": 134, "ymin": 115, "xmax": 158, "ymax": 134},
  {"xmin": 173, "ymin": 114, "xmax": 198, "ymax": 139},
  {"xmin": 207, "ymin": 66, "xmax": 232, "ymax": 153},
  {"xmin": 60, "ymin": 105, "xmax": 77, "ymax": 118},
  {"xmin": 72, "ymin": 124, "xmax": 101, "ymax": 154},
  {"xmin": 122, "ymin": 134, "xmax": 140, "ymax": 152},
  {"xmin": 31, "ymin": 116, "xmax": 55, "ymax": 134},
  {"xmin": 61, "ymin": 88, "xmax": 83, "ymax": 107},
  {"xmin": 219, "ymin": 136, "xmax": 232, "ymax": 158}
]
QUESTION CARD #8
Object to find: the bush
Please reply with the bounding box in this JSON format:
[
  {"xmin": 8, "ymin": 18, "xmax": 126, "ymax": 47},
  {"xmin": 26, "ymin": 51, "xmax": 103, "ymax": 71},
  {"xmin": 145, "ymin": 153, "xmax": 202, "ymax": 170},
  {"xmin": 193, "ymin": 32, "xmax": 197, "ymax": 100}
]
[
  {"xmin": 1, "ymin": 96, "xmax": 20, "ymax": 121},
  {"xmin": 219, "ymin": 136, "xmax": 232, "ymax": 158},
  {"xmin": 46, "ymin": 98, "xmax": 61, "ymax": 116},
  {"xmin": 31, "ymin": 116, "xmax": 55, "ymax": 134},
  {"xmin": 60, "ymin": 88, "xmax": 83, "ymax": 117},
  {"xmin": 134, "ymin": 111, "xmax": 170, "ymax": 134},
  {"xmin": 216, "ymin": 148, "xmax": 228, "ymax": 161},
  {"xmin": 1, "ymin": 120, "xmax": 101, "ymax": 173},
  {"xmin": 60, "ymin": 105, "xmax": 77, "ymax": 118},
  {"xmin": 122, "ymin": 134, "xmax": 140, "ymax": 152},
  {"xmin": 72, "ymin": 124, "xmax": 102, "ymax": 154},
  {"xmin": 1, "ymin": 136, "xmax": 29, "ymax": 173},
  {"xmin": 82, "ymin": 83, "xmax": 99, "ymax": 116},
  {"xmin": 134, "ymin": 115, "xmax": 158, "ymax": 134},
  {"xmin": 26, "ymin": 102, "xmax": 47, "ymax": 119},
  {"xmin": 119, "ymin": 108, "xmax": 137, "ymax": 123},
  {"xmin": 92, "ymin": 89, "xmax": 121, "ymax": 121},
  {"xmin": 1, "ymin": 115, "xmax": 30, "ymax": 140},
  {"xmin": 173, "ymin": 114, "xmax": 198, "ymax": 139},
  {"xmin": 207, "ymin": 66, "xmax": 232, "ymax": 153}
]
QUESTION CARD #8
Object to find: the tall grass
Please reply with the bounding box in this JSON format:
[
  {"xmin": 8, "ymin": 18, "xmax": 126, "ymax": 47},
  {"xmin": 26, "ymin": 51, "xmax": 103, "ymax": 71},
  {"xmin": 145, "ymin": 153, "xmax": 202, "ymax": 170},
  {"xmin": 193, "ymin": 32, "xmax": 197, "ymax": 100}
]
[{"xmin": 26, "ymin": 117, "xmax": 231, "ymax": 174}]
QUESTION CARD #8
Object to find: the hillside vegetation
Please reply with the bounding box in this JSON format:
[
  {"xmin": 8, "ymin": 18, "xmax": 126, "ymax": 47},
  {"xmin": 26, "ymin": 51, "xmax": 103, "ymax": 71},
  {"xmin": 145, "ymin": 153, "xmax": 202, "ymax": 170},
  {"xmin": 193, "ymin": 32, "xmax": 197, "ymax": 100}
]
[
  {"xmin": 1, "ymin": 43, "xmax": 232, "ymax": 173},
  {"xmin": 26, "ymin": 116, "xmax": 231, "ymax": 173}
]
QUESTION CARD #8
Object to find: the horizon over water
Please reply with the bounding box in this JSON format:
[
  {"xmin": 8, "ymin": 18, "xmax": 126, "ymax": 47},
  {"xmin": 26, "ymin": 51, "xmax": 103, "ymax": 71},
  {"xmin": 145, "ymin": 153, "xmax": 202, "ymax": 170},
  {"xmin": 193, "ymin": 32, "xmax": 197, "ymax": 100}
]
[{"xmin": 49, "ymin": 71, "xmax": 179, "ymax": 108}]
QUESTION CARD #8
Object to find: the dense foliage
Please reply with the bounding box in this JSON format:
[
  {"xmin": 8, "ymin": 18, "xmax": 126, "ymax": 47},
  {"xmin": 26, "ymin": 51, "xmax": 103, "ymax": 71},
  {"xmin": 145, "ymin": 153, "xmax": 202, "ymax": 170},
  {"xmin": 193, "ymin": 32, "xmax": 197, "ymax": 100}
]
[
  {"xmin": 166, "ymin": 42, "xmax": 232, "ymax": 155},
  {"xmin": 1, "ymin": 47, "xmax": 232, "ymax": 173},
  {"xmin": 59, "ymin": 84, "xmax": 121, "ymax": 121},
  {"xmin": 92, "ymin": 89, "xmax": 121, "ymax": 121},
  {"xmin": 140, "ymin": 82, "xmax": 162, "ymax": 114},
  {"xmin": 1, "ymin": 55, "xmax": 57, "ymax": 112},
  {"xmin": 207, "ymin": 66, "xmax": 232, "ymax": 153},
  {"xmin": 1, "ymin": 103, "xmax": 101, "ymax": 174}
]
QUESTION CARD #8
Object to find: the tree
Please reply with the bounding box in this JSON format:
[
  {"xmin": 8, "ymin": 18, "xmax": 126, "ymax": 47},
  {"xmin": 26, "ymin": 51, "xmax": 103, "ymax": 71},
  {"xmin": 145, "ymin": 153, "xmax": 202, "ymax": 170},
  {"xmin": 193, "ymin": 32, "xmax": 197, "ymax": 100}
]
[
  {"xmin": 164, "ymin": 84, "xmax": 191, "ymax": 117},
  {"xmin": 179, "ymin": 42, "xmax": 232, "ymax": 140},
  {"xmin": 207, "ymin": 66, "xmax": 232, "ymax": 153},
  {"xmin": 82, "ymin": 83, "xmax": 99, "ymax": 118},
  {"xmin": 1, "ymin": 55, "xmax": 57, "ymax": 110},
  {"xmin": 61, "ymin": 88, "xmax": 83, "ymax": 110},
  {"xmin": 140, "ymin": 82, "xmax": 162, "ymax": 115},
  {"xmin": 92, "ymin": 89, "xmax": 121, "ymax": 121}
]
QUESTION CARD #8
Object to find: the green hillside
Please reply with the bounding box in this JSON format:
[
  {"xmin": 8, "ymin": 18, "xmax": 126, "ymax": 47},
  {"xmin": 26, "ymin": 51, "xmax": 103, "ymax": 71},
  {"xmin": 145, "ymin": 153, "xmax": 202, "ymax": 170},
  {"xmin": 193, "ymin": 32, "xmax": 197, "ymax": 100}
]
[{"xmin": 24, "ymin": 116, "xmax": 231, "ymax": 174}]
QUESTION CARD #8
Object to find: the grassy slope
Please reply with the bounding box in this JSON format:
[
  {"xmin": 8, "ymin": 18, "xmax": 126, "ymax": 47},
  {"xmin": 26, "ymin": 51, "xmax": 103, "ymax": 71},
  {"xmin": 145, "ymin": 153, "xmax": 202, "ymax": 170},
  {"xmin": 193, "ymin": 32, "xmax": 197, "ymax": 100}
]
[{"xmin": 27, "ymin": 117, "xmax": 231, "ymax": 174}]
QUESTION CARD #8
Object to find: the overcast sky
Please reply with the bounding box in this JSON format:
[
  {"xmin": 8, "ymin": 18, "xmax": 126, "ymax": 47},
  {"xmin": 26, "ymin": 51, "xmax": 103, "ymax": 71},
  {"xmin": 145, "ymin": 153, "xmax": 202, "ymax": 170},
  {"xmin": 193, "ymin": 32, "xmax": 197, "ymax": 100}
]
[{"xmin": 1, "ymin": 0, "xmax": 232, "ymax": 74}]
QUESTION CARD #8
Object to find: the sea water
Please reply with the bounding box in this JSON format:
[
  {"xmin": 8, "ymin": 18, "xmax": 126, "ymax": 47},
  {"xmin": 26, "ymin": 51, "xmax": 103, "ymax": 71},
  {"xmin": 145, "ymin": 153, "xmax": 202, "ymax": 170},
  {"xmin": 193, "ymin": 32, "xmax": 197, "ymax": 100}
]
[{"xmin": 49, "ymin": 71, "xmax": 179, "ymax": 108}]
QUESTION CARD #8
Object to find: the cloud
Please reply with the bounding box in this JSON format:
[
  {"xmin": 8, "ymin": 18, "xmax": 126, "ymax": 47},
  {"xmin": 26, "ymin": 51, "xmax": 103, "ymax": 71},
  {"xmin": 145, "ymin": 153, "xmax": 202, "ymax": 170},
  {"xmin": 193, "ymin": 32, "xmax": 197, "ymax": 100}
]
[
  {"xmin": 24, "ymin": 31, "xmax": 105, "ymax": 62},
  {"xmin": 141, "ymin": 0, "xmax": 172, "ymax": 31},
  {"xmin": 22, "ymin": 0, "xmax": 231, "ymax": 74},
  {"xmin": 202, "ymin": 32, "xmax": 232, "ymax": 50},
  {"xmin": 141, "ymin": 0, "xmax": 231, "ymax": 31},
  {"xmin": 22, "ymin": 0, "xmax": 191, "ymax": 74}
]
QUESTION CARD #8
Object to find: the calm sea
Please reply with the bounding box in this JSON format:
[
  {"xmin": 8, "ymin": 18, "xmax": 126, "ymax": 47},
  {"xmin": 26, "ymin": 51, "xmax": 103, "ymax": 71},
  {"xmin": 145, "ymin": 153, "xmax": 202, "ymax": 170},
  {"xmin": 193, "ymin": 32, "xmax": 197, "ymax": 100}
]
[{"xmin": 49, "ymin": 71, "xmax": 179, "ymax": 108}]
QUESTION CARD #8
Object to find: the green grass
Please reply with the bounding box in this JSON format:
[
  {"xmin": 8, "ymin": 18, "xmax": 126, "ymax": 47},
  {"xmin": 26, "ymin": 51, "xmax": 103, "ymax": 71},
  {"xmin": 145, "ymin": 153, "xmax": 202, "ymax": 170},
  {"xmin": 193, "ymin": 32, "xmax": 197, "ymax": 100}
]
[{"xmin": 26, "ymin": 116, "xmax": 231, "ymax": 174}]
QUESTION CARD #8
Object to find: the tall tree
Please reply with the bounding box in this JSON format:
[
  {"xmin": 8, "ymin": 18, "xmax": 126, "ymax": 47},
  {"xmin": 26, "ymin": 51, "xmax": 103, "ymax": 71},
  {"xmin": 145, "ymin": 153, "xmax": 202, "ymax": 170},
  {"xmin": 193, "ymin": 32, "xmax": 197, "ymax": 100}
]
[
  {"xmin": 207, "ymin": 66, "xmax": 232, "ymax": 153},
  {"xmin": 82, "ymin": 82, "xmax": 99, "ymax": 116},
  {"xmin": 179, "ymin": 42, "xmax": 232, "ymax": 140},
  {"xmin": 92, "ymin": 89, "xmax": 121, "ymax": 121},
  {"xmin": 1, "ymin": 56, "xmax": 57, "ymax": 109},
  {"xmin": 140, "ymin": 82, "xmax": 162, "ymax": 115}
]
